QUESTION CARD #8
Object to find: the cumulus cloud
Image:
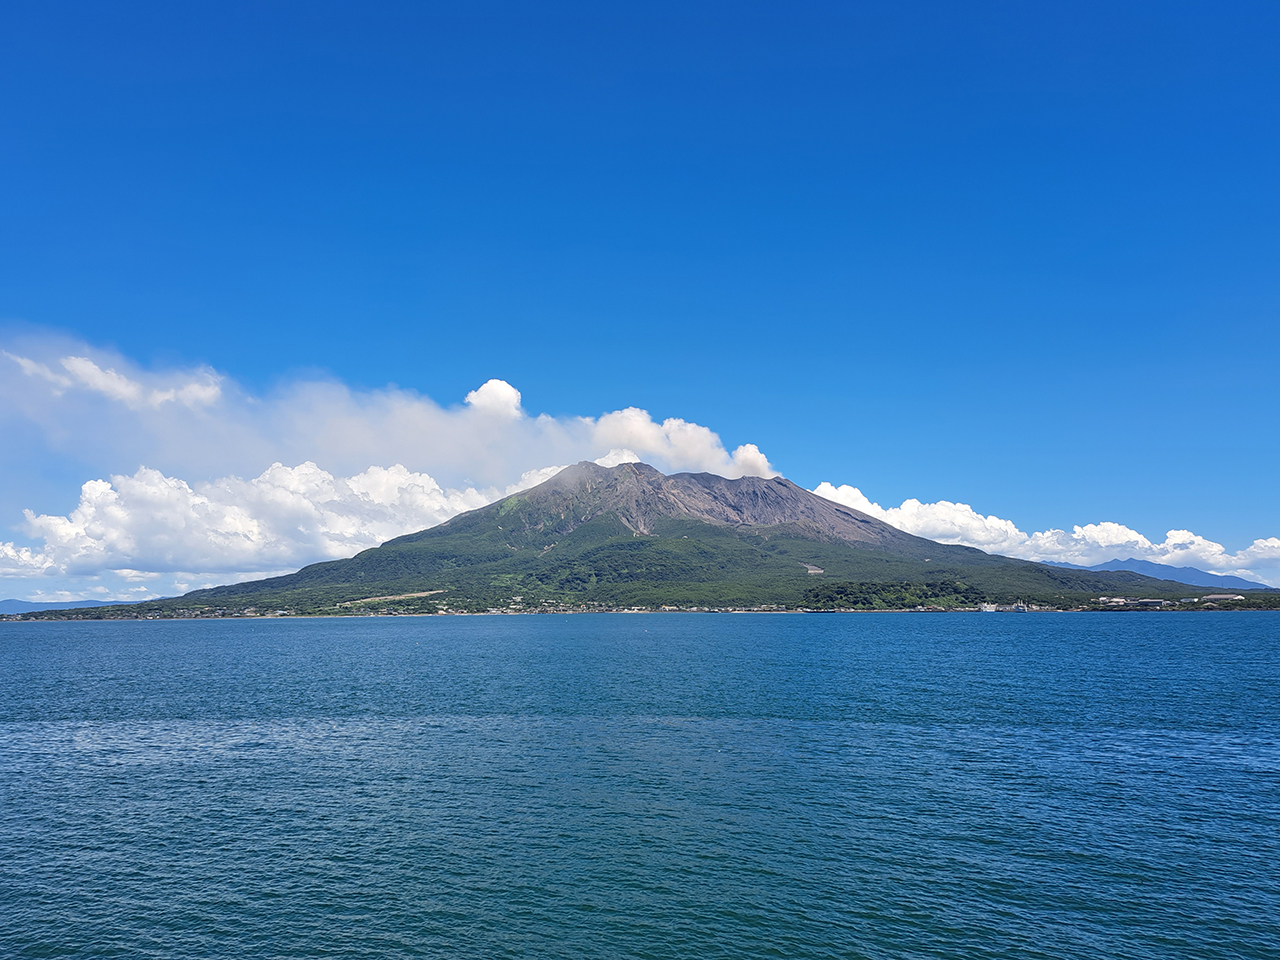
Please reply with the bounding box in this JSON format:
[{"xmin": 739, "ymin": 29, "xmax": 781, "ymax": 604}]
[
  {"xmin": 593, "ymin": 409, "xmax": 777, "ymax": 479},
  {"xmin": 594, "ymin": 448, "xmax": 641, "ymax": 468},
  {"xmin": 6, "ymin": 462, "xmax": 500, "ymax": 583},
  {"xmin": 464, "ymin": 378, "xmax": 524, "ymax": 418},
  {"xmin": 0, "ymin": 541, "xmax": 56, "ymax": 577},
  {"xmin": 813, "ymin": 482, "xmax": 1280, "ymax": 587}
]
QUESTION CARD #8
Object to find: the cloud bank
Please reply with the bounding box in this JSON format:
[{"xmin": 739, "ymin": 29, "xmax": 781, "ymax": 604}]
[
  {"xmin": 812, "ymin": 483, "xmax": 1280, "ymax": 587},
  {"xmin": 0, "ymin": 461, "xmax": 572, "ymax": 593},
  {"xmin": 0, "ymin": 336, "xmax": 775, "ymax": 488},
  {"xmin": 0, "ymin": 332, "xmax": 775, "ymax": 598}
]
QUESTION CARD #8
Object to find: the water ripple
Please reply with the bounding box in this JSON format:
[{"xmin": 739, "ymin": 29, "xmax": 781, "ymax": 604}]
[{"xmin": 1, "ymin": 613, "xmax": 1278, "ymax": 959}]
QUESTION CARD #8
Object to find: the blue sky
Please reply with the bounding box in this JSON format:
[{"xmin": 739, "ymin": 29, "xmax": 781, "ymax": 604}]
[{"xmin": 2, "ymin": 1, "xmax": 1279, "ymax": 597}]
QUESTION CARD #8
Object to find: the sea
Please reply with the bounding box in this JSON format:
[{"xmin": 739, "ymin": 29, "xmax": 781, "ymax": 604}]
[{"xmin": 1, "ymin": 612, "xmax": 1277, "ymax": 959}]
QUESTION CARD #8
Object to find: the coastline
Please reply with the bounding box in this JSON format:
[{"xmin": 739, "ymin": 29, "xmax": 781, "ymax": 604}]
[{"xmin": 6, "ymin": 604, "xmax": 1279, "ymax": 623}]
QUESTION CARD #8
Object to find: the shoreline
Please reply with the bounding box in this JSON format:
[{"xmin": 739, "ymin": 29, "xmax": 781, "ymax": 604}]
[{"xmin": 5, "ymin": 605, "xmax": 1277, "ymax": 623}]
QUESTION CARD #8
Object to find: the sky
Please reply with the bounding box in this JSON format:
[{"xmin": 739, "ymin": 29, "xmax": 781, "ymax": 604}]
[{"xmin": 2, "ymin": 0, "xmax": 1278, "ymax": 598}]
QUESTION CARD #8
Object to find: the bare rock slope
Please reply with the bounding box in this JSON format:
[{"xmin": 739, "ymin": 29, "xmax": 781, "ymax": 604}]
[{"xmin": 503, "ymin": 460, "xmax": 920, "ymax": 550}]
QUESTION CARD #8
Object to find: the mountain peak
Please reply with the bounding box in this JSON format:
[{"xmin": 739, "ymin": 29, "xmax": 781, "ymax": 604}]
[
  {"xmin": 500, "ymin": 460, "xmax": 918, "ymax": 549},
  {"xmin": 30, "ymin": 460, "xmax": 1246, "ymax": 618}
]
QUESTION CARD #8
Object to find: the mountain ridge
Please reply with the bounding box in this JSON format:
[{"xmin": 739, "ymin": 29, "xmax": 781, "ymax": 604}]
[
  {"xmin": 1042, "ymin": 558, "xmax": 1274, "ymax": 591},
  {"xmin": 391, "ymin": 461, "xmax": 940, "ymax": 553},
  {"xmin": 17, "ymin": 460, "xmax": 1262, "ymax": 617}
]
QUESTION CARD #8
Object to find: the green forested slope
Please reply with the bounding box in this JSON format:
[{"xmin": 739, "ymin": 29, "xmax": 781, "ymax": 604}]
[
  {"xmin": 57, "ymin": 513, "xmax": 1209, "ymax": 616},
  {"xmin": 19, "ymin": 462, "xmax": 1257, "ymax": 618}
]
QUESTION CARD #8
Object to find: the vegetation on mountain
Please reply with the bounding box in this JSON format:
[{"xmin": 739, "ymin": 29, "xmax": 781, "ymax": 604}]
[{"xmin": 10, "ymin": 462, "xmax": 1278, "ymax": 619}]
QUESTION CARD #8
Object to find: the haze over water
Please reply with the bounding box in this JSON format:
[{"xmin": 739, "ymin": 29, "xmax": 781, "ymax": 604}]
[{"xmin": 2, "ymin": 613, "xmax": 1277, "ymax": 959}]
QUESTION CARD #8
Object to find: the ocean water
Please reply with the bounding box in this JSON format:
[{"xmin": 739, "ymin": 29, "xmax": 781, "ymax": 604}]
[{"xmin": 1, "ymin": 613, "xmax": 1277, "ymax": 959}]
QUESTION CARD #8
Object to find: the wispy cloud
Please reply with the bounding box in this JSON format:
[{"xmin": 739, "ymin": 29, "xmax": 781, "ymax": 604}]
[
  {"xmin": 57, "ymin": 355, "xmax": 222, "ymax": 409},
  {"xmin": 2, "ymin": 351, "xmax": 72, "ymax": 391}
]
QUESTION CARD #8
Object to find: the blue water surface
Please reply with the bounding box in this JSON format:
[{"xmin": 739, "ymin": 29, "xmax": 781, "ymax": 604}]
[{"xmin": 2, "ymin": 612, "xmax": 1277, "ymax": 959}]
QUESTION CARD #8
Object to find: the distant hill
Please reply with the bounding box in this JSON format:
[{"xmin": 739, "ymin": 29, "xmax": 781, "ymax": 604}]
[
  {"xmin": 23, "ymin": 461, "xmax": 1245, "ymax": 618},
  {"xmin": 1, "ymin": 598, "xmax": 127, "ymax": 614},
  {"xmin": 1043, "ymin": 558, "xmax": 1274, "ymax": 591}
]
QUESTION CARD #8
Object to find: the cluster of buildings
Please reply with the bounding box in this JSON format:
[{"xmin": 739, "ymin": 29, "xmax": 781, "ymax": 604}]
[{"xmin": 1095, "ymin": 594, "xmax": 1246, "ymax": 608}]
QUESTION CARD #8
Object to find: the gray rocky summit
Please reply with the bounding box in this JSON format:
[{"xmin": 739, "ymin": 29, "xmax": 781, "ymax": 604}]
[{"xmin": 504, "ymin": 460, "xmax": 920, "ymax": 550}]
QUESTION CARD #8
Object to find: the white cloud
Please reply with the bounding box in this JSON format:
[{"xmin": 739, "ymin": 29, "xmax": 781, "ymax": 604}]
[
  {"xmin": 57, "ymin": 355, "xmax": 222, "ymax": 409},
  {"xmin": 813, "ymin": 482, "xmax": 1280, "ymax": 587},
  {"xmin": 2, "ymin": 351, "xmax": 72, "ymax": 391},
  {"xmin": 0, "ymin": 541, "xmax": 55, "ymax": 576},
  {"xmin": 728, "ymin": 443, "xmax": 774, "ymax": 478},
  {"xmin": 13, "ymin": 331, "xmax": 1270, "ymax": 597},
  {"xmin": 1, "ymin": 339, "xmax": 773, "ymax": 489},
  {"xmin": 594, "ymin": 448, "xmax": 641, "ymax": 468},
  {"xmin": 3, "ymin": 458, "xmax": 1276, "ymax": 601},
  {"xmin": 0, "ymin": 332, "xmax": 782, "ymax": 600},
  {"xmin": 464, "ymin": 378, "xmax": 523, "ymax": 418},
  {"xmin": 9, "ymin": 462, "xmax": 496, "ymax": 584},
  {"xmin": 593, "ymin": 408, "xmax": 778, "ymax": 479},
  {"xmin": 2, "ymin": 450, "xmax": 741, "ymax": 599}
]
